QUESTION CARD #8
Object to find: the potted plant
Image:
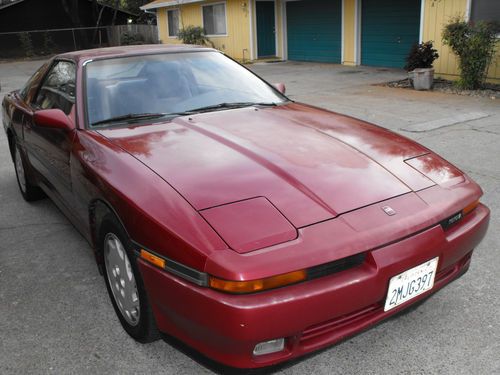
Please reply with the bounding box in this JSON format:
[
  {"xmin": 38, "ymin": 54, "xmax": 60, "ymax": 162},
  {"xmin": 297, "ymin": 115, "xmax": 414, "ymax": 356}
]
[{"xmin": 404, "ymin": 41, "xmax": 439, "ymax": 90}]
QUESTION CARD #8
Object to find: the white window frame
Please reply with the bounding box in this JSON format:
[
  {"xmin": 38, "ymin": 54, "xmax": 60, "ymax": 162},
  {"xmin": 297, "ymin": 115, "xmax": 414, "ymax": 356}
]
[
  {"xmin": 167, "ymin": 8, "xmax": 180, "ymax": 38},
  {"xmin": 201, "ymin": 1, "xmax": 228, "ymax": 37}
]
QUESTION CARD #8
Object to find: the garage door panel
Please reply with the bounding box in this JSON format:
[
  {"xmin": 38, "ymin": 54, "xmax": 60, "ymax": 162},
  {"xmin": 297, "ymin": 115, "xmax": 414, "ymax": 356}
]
[
  {"xmin": 361, "ymin": 0, "xmax": 420, "ymax": 68},
  {"xmin": 287, "ymin": 0, "xmax": 341, "ymax": 63}
]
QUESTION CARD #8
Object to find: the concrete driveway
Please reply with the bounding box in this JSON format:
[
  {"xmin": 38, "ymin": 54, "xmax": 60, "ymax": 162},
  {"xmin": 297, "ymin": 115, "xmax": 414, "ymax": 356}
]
[{"xmin": 1, "ymin": 59, "xmax": 499, "ymax": 374}]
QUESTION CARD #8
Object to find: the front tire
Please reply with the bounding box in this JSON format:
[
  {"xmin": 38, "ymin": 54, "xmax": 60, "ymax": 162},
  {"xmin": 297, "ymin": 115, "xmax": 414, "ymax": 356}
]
[
  {"xmin": 13, "ymin": 143, "xmax": 44, "ymax": 201},
  {"xmin": 100, "ymin": 214, "xmax": 159, "ymax": 343}
]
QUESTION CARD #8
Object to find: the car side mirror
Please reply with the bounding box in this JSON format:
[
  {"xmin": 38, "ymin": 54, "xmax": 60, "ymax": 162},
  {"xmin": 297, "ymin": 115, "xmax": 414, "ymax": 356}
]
[
  {"xmin": 34, "ymin": 109, "xmax": 74, "ymax": 131},
  {"xmin": 273, "ymin": 83, "xmax": 286, "ymax": 95}
]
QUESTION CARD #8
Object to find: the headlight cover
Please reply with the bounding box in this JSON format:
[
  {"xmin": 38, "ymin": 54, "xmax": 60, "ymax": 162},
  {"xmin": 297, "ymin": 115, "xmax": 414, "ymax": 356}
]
[
  {"xmin": 200, "ymin": 197, "xmax": 297, "ymax": 253},
  {"xmin": 405, "ymin": 153, "xmax": 465, "ymax": 187}
]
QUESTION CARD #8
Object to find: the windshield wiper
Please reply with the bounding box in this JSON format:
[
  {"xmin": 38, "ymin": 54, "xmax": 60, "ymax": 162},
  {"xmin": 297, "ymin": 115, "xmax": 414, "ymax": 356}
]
[
  {"xmin": 91, "ymin": 113, "xmax": 168, "ymax": 126},
  {"xmin": 91, "ymin": 103, "xmax": 279, "ymax": 126},
  {"xmin": 183, "ymin": 102, "xmax": 277, "ymax": 114}
]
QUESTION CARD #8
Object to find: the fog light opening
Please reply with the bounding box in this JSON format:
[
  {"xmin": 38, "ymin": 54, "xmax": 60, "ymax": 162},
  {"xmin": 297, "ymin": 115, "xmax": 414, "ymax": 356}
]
[{"xmin": 253, "ymin": 338, "xmax": 285, "ymax": 356}]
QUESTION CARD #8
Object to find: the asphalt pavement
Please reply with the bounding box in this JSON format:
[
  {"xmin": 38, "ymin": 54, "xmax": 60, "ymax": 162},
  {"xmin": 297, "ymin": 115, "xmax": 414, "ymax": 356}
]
[{"xmin": 0, "ymin": 59, "xmax": 499, "ymax": 374}]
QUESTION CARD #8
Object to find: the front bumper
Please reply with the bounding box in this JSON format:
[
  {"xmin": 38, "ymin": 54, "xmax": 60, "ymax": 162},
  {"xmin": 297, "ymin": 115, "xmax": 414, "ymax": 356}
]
[{"xmin": 138, "ymin": 204, "xmax": 489, "ymax": 368}]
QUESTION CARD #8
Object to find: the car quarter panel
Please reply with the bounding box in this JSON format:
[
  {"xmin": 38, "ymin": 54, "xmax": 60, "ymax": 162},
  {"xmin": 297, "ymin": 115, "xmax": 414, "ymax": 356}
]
[{"xmin": 70, "ymin": 130, "xmax": 228, "ymax": 270}]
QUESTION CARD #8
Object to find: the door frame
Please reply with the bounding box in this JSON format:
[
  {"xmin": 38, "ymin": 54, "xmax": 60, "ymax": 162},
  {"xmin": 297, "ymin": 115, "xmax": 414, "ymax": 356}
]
[
  {"xmin": 254, "ymin": 0, "xmax": 278, "ymax": 59},
  {"xmin": 355, "ymin": 0, "xmax": 425, "ymax": 66}
]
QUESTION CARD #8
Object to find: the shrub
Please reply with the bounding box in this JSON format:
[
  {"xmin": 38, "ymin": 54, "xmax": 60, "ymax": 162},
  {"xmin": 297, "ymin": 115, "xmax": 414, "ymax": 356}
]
[
  {"xmin": 177, "ymin": 26, "xmax": 213, "ymax": 47},
  {"xmin": 442, "ymin": 17, "xmax": 499, "ymax": 89},
  {"xmin": 120, "ymin": 32, "xmax": 145, "ymax": 45},
  {"xmin": 404, "ymin": 41, "xmax": 439, "ymax": 71},
  {"xmin": 18, "ymin": 32, "xmax": 34, "ymax": 58}
]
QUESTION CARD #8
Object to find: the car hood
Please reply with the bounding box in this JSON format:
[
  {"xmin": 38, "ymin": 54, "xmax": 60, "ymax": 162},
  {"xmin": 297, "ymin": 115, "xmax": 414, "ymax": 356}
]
[{"xmin": 97, "ymin": 103, "xmax": 435, "ymax": 228}]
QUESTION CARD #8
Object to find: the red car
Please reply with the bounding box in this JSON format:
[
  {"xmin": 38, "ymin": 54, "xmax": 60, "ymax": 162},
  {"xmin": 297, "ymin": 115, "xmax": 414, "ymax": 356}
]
[{"xmin": 2, "ymin": 45, "xmax": 489, "ymax": 369}]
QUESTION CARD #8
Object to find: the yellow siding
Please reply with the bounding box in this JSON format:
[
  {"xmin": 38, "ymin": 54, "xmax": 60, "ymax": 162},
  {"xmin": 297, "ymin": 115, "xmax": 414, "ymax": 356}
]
[
  {"xmin": 157, "ymin": 0, "xmax": 251, "ymax": 62},
  {"xmin": 343, "ymin": 0, "xmax": 356, "ymax": 65},
  {"xmin": 486, "ymin": 50, "xmax": 500, "ymax": 83},
  {"xmin": 423, "ymin": 0, "xmax": 499, "ymax": 83},
  {"xmin": 156, "ymin": 7, "xmax": 168, "ymax": 44}
]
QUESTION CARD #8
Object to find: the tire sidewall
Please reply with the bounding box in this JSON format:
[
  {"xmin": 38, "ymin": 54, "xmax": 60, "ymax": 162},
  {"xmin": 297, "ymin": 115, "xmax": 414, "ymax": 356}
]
[
  {"xmin": 13, "ymin": 143, "xmax": 29, "ymax": 201},
  {"xmin": 13, "ymin": 142, "xmax": 44, "ymax": 202}
]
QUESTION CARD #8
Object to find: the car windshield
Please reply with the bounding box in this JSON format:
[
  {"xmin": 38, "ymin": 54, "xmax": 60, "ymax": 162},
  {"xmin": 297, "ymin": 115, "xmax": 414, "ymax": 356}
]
[{"xmin": 85, "ymin": 51, "xmax": 287, "ymax": 127}]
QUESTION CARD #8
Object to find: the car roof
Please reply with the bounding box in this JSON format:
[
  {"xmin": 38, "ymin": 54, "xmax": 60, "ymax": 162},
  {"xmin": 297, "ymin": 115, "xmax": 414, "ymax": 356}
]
[{"xmin": 58, "ymin": 44, "xmax": 215, "ymax": 64}]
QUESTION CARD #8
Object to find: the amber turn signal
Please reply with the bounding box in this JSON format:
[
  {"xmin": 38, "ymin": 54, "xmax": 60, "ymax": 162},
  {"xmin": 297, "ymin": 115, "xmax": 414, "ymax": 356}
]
[
  {"xmin": 140, "ymin": 249, "xmax": 166, "ymax": 269},
  {"xmin": 463, "ymin": 200, "xmax": 480, "ymax": 216},
  {"xmin": 209, "ymin": 270, "xmax": 307, "ymax": 294}
]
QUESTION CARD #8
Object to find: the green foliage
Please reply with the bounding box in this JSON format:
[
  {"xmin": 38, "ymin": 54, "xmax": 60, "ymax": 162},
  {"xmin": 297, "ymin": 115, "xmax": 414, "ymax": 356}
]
[
  {"xmin": 404, "ymin": 41, "xmax": 439, "ymax": 71},
  {"xmin": 120, "ymin": 31, "xmax": 145, "ymax": 45},
  {"xmin": 442, "ymin": 17, "xmax": 499, "ymax": 89},
  {"xmin": 18, "ymin": 32, "xmax": 34, "ymax": 58},
  {"xmin": 177, "ymin": 26, "xmax": 214, "ymax": 47}
]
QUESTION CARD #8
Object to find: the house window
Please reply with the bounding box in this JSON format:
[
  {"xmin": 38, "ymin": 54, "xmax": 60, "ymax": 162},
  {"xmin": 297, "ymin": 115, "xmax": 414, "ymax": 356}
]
[
  {"xmin": 202, "ymin": 3, "xmax": 226, "ymax": 36},
  {"xmin": 470, "ymin": 0, "xmax": 500, "ymax": 23},
  {"xmin": 167, "ymin": 9, "xmax": 180, "ymax": 37}
]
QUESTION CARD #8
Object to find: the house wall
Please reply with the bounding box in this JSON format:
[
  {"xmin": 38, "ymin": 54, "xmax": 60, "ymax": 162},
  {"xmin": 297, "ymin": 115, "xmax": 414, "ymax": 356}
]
[
  {"xmin": 157, "ymin": 0, "xmax": 251, "ymax": 62},
  {"xmin": 155, "ymin": 0, "xmax": 499, "ymax": 81},
  {"xmin": 422, "ymin": 0, "xmax": 499, "ymax": 83}
]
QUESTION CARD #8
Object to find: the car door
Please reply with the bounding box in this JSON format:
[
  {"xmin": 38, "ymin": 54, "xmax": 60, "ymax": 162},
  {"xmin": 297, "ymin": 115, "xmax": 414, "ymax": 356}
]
[{"xmin": 24, "ymin": 59, "xmax": 77, "ymax": 208}]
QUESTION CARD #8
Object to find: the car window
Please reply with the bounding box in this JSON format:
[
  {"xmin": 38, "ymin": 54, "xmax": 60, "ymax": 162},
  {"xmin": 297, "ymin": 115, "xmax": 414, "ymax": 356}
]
[
  {"xmin": 34, "ymin": 60, "xmax": 76, "ymax": 115},
  {"xmin": 19, "ymin": 62, "xmax": 49, "ymax": 103},
  {"xmin": 85, "ymin": 51, "xmax": 286, "ymax": 127}
]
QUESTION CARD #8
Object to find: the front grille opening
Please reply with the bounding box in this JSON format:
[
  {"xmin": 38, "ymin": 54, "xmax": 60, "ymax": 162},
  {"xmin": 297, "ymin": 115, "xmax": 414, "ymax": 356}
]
[
  {"xmin": 300, "ymin": 303, "xmax": 381, "ymax": 345},
  {"xmin": 307, "ymin": 253, "xmax": 366, "ymax": 280}
]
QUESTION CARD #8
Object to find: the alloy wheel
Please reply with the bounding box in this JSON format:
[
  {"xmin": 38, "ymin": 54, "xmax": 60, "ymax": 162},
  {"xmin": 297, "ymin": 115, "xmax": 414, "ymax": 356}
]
[{"xmin": 104, "ymin": 233, "xmax": 141, "ymax": 326}]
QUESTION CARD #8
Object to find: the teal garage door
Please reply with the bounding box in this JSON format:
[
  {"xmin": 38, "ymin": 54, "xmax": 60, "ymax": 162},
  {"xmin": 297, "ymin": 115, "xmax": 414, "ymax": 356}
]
[
  {"xmin": 361, "ymin": 0, "xmax": 421, "ymax": 68},
  {"xmin": 286, "ymin": 0, "xmax": 341, "ymax": 63}
]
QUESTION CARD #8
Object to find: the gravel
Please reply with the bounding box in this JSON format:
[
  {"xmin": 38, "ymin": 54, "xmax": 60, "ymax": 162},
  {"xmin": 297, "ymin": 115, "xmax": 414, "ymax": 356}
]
[{"xmin": 383, "ymin": 78, "xmax": 500, "ymax": 99}]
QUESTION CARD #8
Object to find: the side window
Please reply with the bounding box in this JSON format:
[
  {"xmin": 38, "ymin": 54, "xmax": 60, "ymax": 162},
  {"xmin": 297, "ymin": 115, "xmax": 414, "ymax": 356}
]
[
  {"xmin": 202, "ymin": 3, "xmax": 227, "ymax": 36},
  {"xmin": 19, "ymin": 63, "xmax": 48, "ymax": 102},
  {"xmin": 167, "ymin": 9, "xmax": 180, "ymax": 37},
  {"xmin": 34, "ymin": 61, "xmax": 76, "ymax": 115}
]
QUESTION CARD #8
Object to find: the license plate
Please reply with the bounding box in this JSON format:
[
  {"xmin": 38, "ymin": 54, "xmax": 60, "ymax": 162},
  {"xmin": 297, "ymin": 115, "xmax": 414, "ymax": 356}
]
[{"xmin": 384, "ymin": 257, "xmax": 438, "ymax": 312}]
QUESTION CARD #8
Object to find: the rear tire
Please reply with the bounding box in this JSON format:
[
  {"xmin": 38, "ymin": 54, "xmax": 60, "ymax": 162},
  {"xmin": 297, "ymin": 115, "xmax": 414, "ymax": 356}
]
[
  {"xmin": 13, "ymin": 143, "xmax": 44, "ymax": 202},
  {"xmin": 100, "ymin": 214, "xmax": 159, "ymax": 343}
]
